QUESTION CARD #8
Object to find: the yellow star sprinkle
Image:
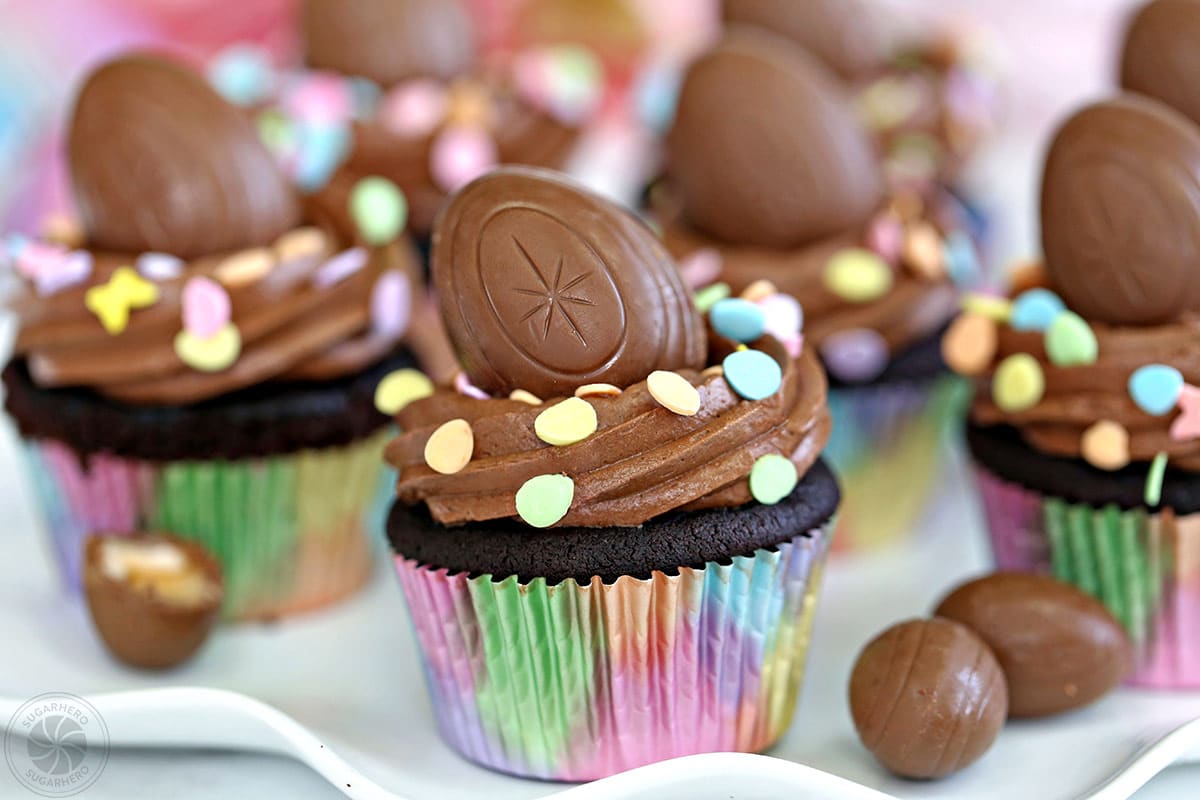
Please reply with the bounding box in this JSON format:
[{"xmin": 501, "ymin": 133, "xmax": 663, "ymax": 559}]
[{"xmin": 85, "ymin": 267, "xmax": 161, "ymax": 335}]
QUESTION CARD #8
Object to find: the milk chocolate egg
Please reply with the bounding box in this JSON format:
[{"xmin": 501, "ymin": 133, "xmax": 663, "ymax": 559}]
[
  {"xmin": 432, "ymin": 167, "xmax": 706, "ymax": 398},
  {"xmin": 1121, "ymin": 0, "xmax": 1200, "ymax": 127},
  {"xmin": 722, "ymin": 0, "xmax": 888, "ymax": 80},
  {"xmin": 69, "ymin": 55, "xmax": 300, "ymax": 259},
  {"xmin": 667, "ymin": 31, "xmax": 883, "ymax": 249},
  {"xmin": 301, "ymin": 0, "xmax": 475, "ymax": 85},
  {"xmin": 1041, "ymin": 96, "xmax": 1200, "ymax": 325}
]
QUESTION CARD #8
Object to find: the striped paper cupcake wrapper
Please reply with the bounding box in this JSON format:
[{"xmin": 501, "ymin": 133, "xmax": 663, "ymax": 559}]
[
  {"xmin": 825, "ymin": 375, "xmax": 966, "ymax": 550},
  {"xmin": 20, "ymin": 429, "xmax": 394, "ymax": 621},
  {"xmin": 391, "ymin": 521, "xmax": 832, "ymax": 781},
  {"xmin": 975, "ymin": 467, "xmax": 1200, "ymax": 688}
]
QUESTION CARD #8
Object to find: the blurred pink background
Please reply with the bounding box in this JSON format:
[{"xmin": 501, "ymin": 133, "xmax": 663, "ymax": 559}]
[{"xmin": 0, "ymin": 0, "xmax": 1149, "ymax": 265}]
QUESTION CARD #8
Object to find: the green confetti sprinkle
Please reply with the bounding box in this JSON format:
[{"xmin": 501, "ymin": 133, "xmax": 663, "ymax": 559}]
[
  {"xmin": 515, "ymin": 474, "xmax": 575, "ymax": 528},
  {"xmin": 1145, "ymin": 451, "xmax": 1168, "ymax": 507},
  {"xmin": 1045, "ymin": 311, "xmax": 1098, "ymax": 367},
  {"xmin": 693, "ymin": 282, "xmax": 731, "ymax": 315},
  {"xmin": 749, "ymin": 454, "xmax": 798, "ymax": 505},
  {"xmin": 351, "ymin": 176, "xmax": 408, "ymax": 245}
]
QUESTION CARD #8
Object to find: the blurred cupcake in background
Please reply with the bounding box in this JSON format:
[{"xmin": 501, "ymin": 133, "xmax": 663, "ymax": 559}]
[
  {"xmin": 203, "ymin": 0, "xmax": 603, "ymax": 242},
  {"xmin": 385, "ymin": 167, "xmax": 838, "ymax": 779},
  {"xmin": 652, "ymin": 30, "xmax": 980, "ymax": 550},
  {"xmin": 948, "ymin": 94, "xmax": 1200, "ymax": 688},
  {"xmin": 3, "ymin": 53, "xmax": 433, "ymax": 620}
]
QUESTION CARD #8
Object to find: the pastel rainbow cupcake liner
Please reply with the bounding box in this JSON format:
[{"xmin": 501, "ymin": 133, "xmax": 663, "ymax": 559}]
[
  {"xmin": 976, "ymin": 468, "xmax": 1200, "ymax": 688},
  {"xmin": 392, "ymin": 522, "xmax": 832, "ymax": 781},
  {"xmin": 21, "ymin": 429, "xmax": 394, "ymax": 620},
  {"xmin": 825, "ymin": 375, "xmax": 966, "ymax": 550}
]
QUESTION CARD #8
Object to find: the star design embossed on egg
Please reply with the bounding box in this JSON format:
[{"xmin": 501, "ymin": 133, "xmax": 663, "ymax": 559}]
[{"xmin": 510, "ymin": 236, "xmax": 596, "ymax": 345}]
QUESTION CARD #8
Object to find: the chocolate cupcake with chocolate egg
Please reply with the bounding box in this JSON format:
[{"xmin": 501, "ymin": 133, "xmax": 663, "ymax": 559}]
[
  {"xmin": 946, "ymin": 94, "xmax": 1200, "ymax": 688},
  {"xmin": 722, "ymin": 0, "xmax": 999, "ymax": 195},
  {"xmin": 384, "ymin": 167, "xmax": 838, "ymax": 780},
  {"xmin": 3, "ymin": 53, "xmax": 435, "ymax": 620},
  {"xmin": 254, "ymin": 0, "xmax": 596, "ymax": 240},
  {"xmin": 654, "ymin": 30, "xmax": 979, "ymax": 549}
]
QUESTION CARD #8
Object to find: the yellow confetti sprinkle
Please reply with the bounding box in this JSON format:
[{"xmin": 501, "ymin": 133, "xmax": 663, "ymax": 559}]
[
  {"xmin": 86, "ymin": 266, "xmax": 161, "ymax": 335},
  {"xmin": 274, "ymin": 227, "xmax": 328, "ymax": 262},
  {"xmin": 824, "ymin": 248, "xmax": 894, "ymax": 303},
  {"xmin": 992, "ymin": 353, "xmax": 1044, "ymax": 412},
  {"xmin": 575, "ymin": 383, "xmax": 621, "ymax": 398},
  {"xmin": 424, "ymin": 419, "xmax": 474, "ymax": 475},
  {"xmin": 739, "ymin": 279, "xmax": 777, "ymax": 302},
  {"xmin": 1081, "ymin": 420, "xmax": 1130, "ymax": 472},
  {"xmin": 961, "ymin": 293, "xmax": 1013, "ymax": 322},
  {"xmin": 174, "ymin": 324, "xmax": 242, "ymax": 372},
  {"xmin": 647, "ymin": 370, "xmax": 701, "ymax": 416},
  {"xmin": 701, "ymin": 365, "xmax": 725, "ymax": 378},
  {"xmin": 214, "ymin": 247, "xmax": 274, "ymax": 287},
  {"xmin": 534, "ymin": 397, "xmax": 599, "ymax": 446},
  {"xmin": 375, "ymin": 369, "xmax": 434, "ymax": 415},
  {"xmin": 509, "ymin": 389, "xmax": 543, "ymax": 405}
]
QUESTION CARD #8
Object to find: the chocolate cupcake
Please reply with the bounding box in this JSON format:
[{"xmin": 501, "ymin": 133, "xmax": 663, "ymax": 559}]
[
  {"xmin": 384, "ymin": 167, "xmax": 838, "ymax": 779},
  {"xmin": 213, "ymin": 0, "xmax": 597, "ymax": 240},
  {"xmin": 4, "ymin": 54, "xmax": 433, "ymax": 620},
  {"xmin": 722, "ymin": 0, "xmax": 999, "ymax": 193},
  {"xmin": 654, "ymin": 31, "xmax": 978, "ymax": 549},
  {"xmin": 946, "ymin": 94, "xmax": 1200, "ymax": 688}
]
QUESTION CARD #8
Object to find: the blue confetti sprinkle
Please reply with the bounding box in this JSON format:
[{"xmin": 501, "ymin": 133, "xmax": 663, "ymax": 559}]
[{"xmin": 1010, "ymin": 288, "xmax": 1066, "ymax": 332}]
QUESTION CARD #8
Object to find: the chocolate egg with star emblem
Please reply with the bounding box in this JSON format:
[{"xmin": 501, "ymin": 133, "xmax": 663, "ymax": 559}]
[{"xmin": 432, "ymin": 167, "xmax": 706, "ymax": 398}]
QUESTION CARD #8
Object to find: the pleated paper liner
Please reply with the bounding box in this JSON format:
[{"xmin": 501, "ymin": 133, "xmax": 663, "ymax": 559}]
[
  {"xmin": 825, "ymin": 375, "xmax": 966, "ymax": 550},
  {"xmin": 21, "ymin": 429, "xmax": 393, "ymax": 621},
  {"xmin": 392, "ymin": 522, "xmax": 832, "ymax": 782},
  {"xmin": 975, "ymin": 467, "xmax": 1200, "ymax": 688}
]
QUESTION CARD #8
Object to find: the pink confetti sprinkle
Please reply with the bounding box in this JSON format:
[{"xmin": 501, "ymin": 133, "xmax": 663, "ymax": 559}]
[
  {"xmin": 866, "ymin": 213, "xmax": 905, "ymax": 265},
  {"xmin": 820, "ymin": 328, "xmax": 889, "ymax": 384},
  {"xmin": 678, "ymin": 248, "xmax": 723, "ymax": 289},
  {"xmin": 1171, "ymin": 385, "xmax": 1200, "ymax": 442},
  {"xmin": 371, "ymin": 270, "xmax": 412, "ymax": 338},
  {"xmin": 16, "ymin": 243, "xmax": 93, "ymax": 296},
  {"xmin": 313, "ymin": 247, "xmax": 369, "ymax": 288},
  {"xmin": 430, "ymin": 125, "xmax": 498, "ymax": 193},
  {"xmin": 512, "ymin": 51, "xmax": 553, "ymax": 110},
  {"xmin": 781, "ymin": 333, "xmax": 805, "ymax": 359},
  {"xmin": 757, "ymin": 293, "xmax": 804, "ymax": 340},
  {"xmin": 380, "ymin": 80, "xmax": 448, "ymax": 139},
  {"xmin": 182, "ymin": 276, "xmax": 232, "ymax": 339},
  {"xmin": 454, "ymin": 372, "xmax": 490, "ymax": 400},
  {"xmin": 136, "ymin": 252, "xmax": 185, "ymax": 281},
  {"xmin": 286, "ymin": 73, "xmax": 353, "ymax": 126}
]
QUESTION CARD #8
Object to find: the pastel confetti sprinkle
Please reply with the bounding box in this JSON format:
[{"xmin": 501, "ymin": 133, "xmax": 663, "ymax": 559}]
[
  {"xmin": 351, "ymin": 176, "xmax": 408, "ymax": 245},
  {"xmin": 515, "ymin": 474, "xmax": 575, "ymax": 528},
  {"xmin": 513, "ymin": 45, "xmax": 603, "ymax": 124},
  {"xmin": 380, "ymin": 79, "xmax": 448, "ymax": 138},
  {"xmin": 1044, "ymin": 311, "xmax": 1098, "ymax": 367},
  {"xmin": 757, "ymin": 293, "xmax": 804, "ymax": 340},
  {"xmin": 1009, "ymin": 288, "xmax": 1065, "ymax": 332},
  {"xmin": 1170, "ymin": 385, "xmax": 1200, "ymax": 442},
  {"xmin": 430, "ymin": 124, "xmax": 498, "ymax": 193},
  {"xmin": 208, "ymin": 45, "xmax": 274, "ymax": 106},
  {"xmin": 820, "ymin": 328, "xmax": 889, "ymax": 384},
  {"xmin": 722, "ymin": 349, "xmax": 783, "ymax": 401},
  {"xmin": 257, "ymin": 109, "xmax": 297, "ymax": 156},
  {"xmin": 375, "ymin": 369, "xmax": 434, "ymax": 415},
  {"xmin": 174, "ymin": 323, "xmax": 242, "ymax": 372},
  {"xmin": 136, "ymin": 252, "xmax": 184, "ymax": 281},
  {"xmin": 575, "ymin": 383, "xmax": 620, "ymax": 398},
  {"xmin": 903, "ymin": 223, "xmax": 945, "ymax": 280},
  {"xmin": 780, "ymin": 333, "xmax": 805, "ymax": 358},
  {"xmin": 1081, "ymin": 420, "xmax": 1130, "ymax": 471},
  {"xmin": 740, "ymin": 279, "xmax": 777, "ymax": 303},
  {"xmin": 678, "ymin": 248, "xmax": 723, "ymax": 289},
  {"xmin": 824, "ymin": 248, "xmax": 893, "ymax": 303},
  {"xmin": 446, "ymin": 80, "xmax": 496, "ymax": 128},
  {"xmin": 294, "ymin": 123, "xmax": 352, "ymax": 191},
  {"xmin": 693, "ymin": 282, "xmax": 731, "ymax": 315},
  {"xmin": 632, "ymin": 61, "xmax": 679, "ymax": 132},
  {"xmin": 1129, "ymin": 364, "xmax": 1184, "ymax": 417},
  {"xmin": 214, "ymin": 248, "xmax": 274, "ymax": 287},
  {"xmin": 41, "ymin": 213, "xmax": 83, "ymax": 248},
  {"xmin": 534, "ymin": 397, "xmax": 598, "ymax": 446},
  {"xmin": 510, "ymin": 389, "xmax": 543, "ymax": 405},
  {"xmin": 961, "ymin": 292, "xmax": 1012, "ymax": 322},
  {"xmin": 274, "ymin": 227, "xmax": 328, "ymax": 263},
  {"xmin": 314, "ymin": 247, "xmax": 369, "ymax": 288},
  {"xmin": 1145, "ymin": 451, "xmax": 1168, "ymax": 507},
  {"xmin": 85, "ymin": 267, "xmax": 160, "ymax": 335},
  {"xmin": 866, "ymin": 213, "xmax": 904, "ymax": 264},
  {"xmin": 454, "ymin": 372, "xmax": 491, "ymax": 400},
  {"xmin": 17, "ymin": 244, "xmax": 93, "ymax": 296},
  {"xmin": 647, "ymin": 370, "xmax": 701, "ymax": 416},
  {"xmin": 285, "ymin": 73, "xmax": 354, "ymax": 125},
  {"xmin": 710, "ymin": 298, "xmax": 767, "ymax": 343},
  {"xmin": 992, "ymin": 353, "xmax": 1045, "ymax": 412},
  {"xmin": 942, "ymin": 231, "xmax": 980, "ymax": 286},
  {"xmin": 941, "ymin": 313, "xmax": 997, "ymax": 376},
  {"xmin": 701, "ymin": 365, "xmax": 725, "ymax": 378},
  {"xmin": 424, "ymin": 419, "xmax": 474, "ymax": 475},
  {"xmin": 370, "ymin": 270, "xmax": 412, "ymax": 338},
  {"xmin": 182, "ymin": 276, "xmax": 231, "ymax": 339},
  {"xmin": 749, "ymin": 454, "xmax": 799, "ymax": 505}
]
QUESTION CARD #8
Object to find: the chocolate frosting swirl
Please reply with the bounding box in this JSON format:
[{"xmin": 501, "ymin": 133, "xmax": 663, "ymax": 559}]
[{"xmin": 386, "ymin": 340, "xmax": 831, "ymax": 528}]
